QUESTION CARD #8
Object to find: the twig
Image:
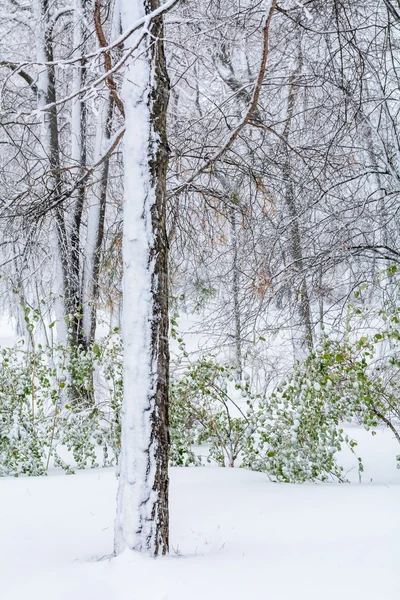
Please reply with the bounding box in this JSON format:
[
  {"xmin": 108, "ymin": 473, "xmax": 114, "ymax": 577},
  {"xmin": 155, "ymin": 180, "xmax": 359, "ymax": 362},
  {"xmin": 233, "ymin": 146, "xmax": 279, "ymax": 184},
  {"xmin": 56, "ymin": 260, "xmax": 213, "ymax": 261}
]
[{"xmin": 170, "ymin": 0, "xmax": 277, "ymax": 195}]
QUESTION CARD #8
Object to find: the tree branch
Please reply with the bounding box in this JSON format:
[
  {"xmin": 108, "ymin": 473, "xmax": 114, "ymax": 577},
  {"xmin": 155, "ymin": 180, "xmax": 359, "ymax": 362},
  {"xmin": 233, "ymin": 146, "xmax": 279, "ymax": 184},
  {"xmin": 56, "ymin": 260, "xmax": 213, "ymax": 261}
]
[
  {"xmin": 170, "ymin": 0, "xmax": 277, "ymax": 196},
  {"xmin": 94, "ymin": 0, "xmax": 125, "ymax": 118},
  {"xmin": 0, "ymin": 61, "xmax": 37, "ymax": 95}
]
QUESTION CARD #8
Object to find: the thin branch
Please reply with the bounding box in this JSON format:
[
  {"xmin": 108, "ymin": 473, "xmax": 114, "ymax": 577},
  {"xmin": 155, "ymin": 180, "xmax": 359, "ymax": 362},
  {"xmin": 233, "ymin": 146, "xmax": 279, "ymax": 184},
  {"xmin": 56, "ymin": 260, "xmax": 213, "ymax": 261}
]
[
  {"xmin": 170, "ymin": 0, "xmax": 277, "ymax": 196},
  {"xmin": 94, "ymin": 0, "xmax": 125, "ymax": 118},
  {"xmin": 371, "ymin": 405, "xmax": 400, "ymax": 444},
  {"xmin": 0, "ymin": 61, "xmax": 37, "ymax": 95},
  {"xmin": 383, "ymin": 0, "xmax": 400, "ymax": 23}
]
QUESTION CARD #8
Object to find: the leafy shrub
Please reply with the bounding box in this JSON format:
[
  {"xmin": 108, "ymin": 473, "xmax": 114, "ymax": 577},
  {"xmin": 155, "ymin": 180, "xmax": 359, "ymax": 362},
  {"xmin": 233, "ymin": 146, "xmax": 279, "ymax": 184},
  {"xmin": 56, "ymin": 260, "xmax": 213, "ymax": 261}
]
[
  {"xmin": 170, "ymin": 357, "xmax": 259, "ymax": 468},
  {"xmin": 0, "ymin": 333, "xmax": 122, "ymax": 476},
  {"xmin": 169, "ymin": 355, "xmax": 361, "ymax": 482},
  {"xmin": 3, "ymin": 276, "xmax": 400, "ymax": 480}
]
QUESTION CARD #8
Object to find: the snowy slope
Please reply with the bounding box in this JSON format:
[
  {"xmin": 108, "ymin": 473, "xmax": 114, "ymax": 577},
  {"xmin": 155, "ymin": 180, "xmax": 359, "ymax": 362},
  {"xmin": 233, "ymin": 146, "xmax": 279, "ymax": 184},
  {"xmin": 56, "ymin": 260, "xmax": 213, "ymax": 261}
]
[{"xmin": 1, "ymin": 427, "xmax": 399, "ymax": 600}]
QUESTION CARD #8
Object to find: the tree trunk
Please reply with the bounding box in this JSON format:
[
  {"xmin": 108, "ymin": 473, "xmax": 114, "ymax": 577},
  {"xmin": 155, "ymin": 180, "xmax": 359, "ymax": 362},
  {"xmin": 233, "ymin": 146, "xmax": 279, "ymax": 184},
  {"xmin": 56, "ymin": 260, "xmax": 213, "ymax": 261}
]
[
  {"xmin": 69, "ymin": 0, "xmax": 88, "ymax": 348},
  {"xmin": 282, "ymin": 49, "xmax": 313, "ymax": 353},
  {"xmin": 115, "ymin": 0, "xmax": 170, "ymax": 557},
  {"xmin": 230, "ymin": 203, "xmax": 242, "ymax": 377},
  {"xmin": 82, "ymin": 0, "xmax": 122, "ymax": 345},
  {"xmin": 82, "ymin": 92, "xmax": 113, "ymax": 346},
  {"xmin": 35, "ymin": 0, "xmax": 69, "ymax": 345}
]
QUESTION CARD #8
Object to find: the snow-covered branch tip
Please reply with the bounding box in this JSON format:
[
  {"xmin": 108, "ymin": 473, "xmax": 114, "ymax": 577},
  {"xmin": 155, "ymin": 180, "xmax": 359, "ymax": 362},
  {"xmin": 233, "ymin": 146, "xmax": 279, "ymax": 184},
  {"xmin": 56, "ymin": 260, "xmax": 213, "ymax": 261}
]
[{"xmin": 0, "ymin": 61, "xmax": 38, "ymax": 95}]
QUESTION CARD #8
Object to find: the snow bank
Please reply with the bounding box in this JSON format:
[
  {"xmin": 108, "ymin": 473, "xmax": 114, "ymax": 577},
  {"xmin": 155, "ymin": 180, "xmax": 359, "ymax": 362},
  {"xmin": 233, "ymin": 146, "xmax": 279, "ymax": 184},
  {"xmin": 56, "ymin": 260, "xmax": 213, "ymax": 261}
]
[{"xmin": 1, "ymin": 427, "xmax": 399, "ymax": 600}]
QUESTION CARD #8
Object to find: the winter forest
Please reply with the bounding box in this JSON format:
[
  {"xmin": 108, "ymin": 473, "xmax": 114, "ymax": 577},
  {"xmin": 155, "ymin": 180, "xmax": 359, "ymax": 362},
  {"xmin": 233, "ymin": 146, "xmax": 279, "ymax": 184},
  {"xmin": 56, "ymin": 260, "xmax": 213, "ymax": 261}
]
[{"xmin": 0, "ymin": 0, "xmax": 399, "ymax": 598}]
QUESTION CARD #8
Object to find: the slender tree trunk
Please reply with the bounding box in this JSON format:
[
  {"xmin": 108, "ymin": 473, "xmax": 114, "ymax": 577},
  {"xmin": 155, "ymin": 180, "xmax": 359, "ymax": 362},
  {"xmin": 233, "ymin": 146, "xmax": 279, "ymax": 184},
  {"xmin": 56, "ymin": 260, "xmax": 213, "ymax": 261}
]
[
  {"xmin": 35, "ymin": 0, "xmax": 69, "ymax": 345},
  {"xmin": 81, "ymin": 96, "xmax": 112, "ymax": 345},
  {"xmin": 45, "ymin": 18, "xmax": 70, "ymax": 316},
  {"xmin": 230, "ymin": 203, "xmax": 242, "ymax": 377},
  {"xmin": 282, "ymin": 50, "xmax": 313, "ymax": 353},
  {"xmin": 70, "ymin": 0, "xmax": 88, "ymax": 347},
  {"xmin": 82, "ymin": 0, "xmax": 122, "ymax": 345},
  {"xmin": 115, "ymin": 0, "xmax": 170, "ymax": 556},
  {"xmin": 37, "ymin": 0, "xmax": 89, "ymax": 350}
]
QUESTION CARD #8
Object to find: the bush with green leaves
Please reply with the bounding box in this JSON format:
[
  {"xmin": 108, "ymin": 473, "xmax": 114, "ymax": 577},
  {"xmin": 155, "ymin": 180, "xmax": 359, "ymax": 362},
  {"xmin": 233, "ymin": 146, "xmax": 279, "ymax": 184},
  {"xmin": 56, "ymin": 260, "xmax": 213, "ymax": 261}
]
[
  {"xmin": 0, "ymin": 341, "xmax": 363, "ymax": 481},
  {"xmin": 279, "ymin": 317, "xmax": 400, "ymax": 467},
  {"xmin": 245, "ymin": 274, "xmax": 400, "ymax": 481},
  {"xmin": 246, "ymin": 364, "xmax": 362, "ymax": 482},
  {"xmin": 170, "ymin": 357, "xmax": 260, "ymax": 468},
  {"xmin": 0, "ymin": 332, "xmax": 122, "ymax": 476},
  {"xmin": 0, "ymin": 343, "xmax": 49, "ymax": 476},
  {"xmin": 3, "ymin": 272, "xmax": 400, "ymax": 479},
  {"xmin": 169, "ymin": 354, "xmax": 362, "ymax": 482}
]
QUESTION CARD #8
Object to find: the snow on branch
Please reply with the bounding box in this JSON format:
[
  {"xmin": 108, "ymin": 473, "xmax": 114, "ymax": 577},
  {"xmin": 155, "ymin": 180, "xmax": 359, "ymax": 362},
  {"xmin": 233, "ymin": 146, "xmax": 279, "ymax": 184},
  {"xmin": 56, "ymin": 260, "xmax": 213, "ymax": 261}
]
[
  {"xmin": 0, "ymin": 0, "xmax": 179, "ymax": 71},
  {"xmin": 170, "ymin": 0, "xmax": 277, "ymax": 197},
  {"xmin": 5, "ymin": 0, "xmax": 179, "ymax": 118}
]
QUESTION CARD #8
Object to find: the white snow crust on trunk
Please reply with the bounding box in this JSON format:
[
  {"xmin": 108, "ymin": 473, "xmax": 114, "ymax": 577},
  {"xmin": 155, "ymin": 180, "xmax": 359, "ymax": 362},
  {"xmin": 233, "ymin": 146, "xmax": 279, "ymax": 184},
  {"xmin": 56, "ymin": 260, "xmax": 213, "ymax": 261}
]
[
  {"xmin": 34, "ymin": 0, "xmax": 48, "ymax": 114},
  {"xmin": 81, "ymin": 105, "xmax": 105, "ymax": 340},
  {"xmin": 34, "ymin": 0, "xmax": 68, "ymax": 346},
  {"xmin": 82, "ymin": 0, "xmax": 121, "ymax": 342},
  {"xmin": 114, "ymin": 0, "xmax": 159, "ymax": 555},
  {"xmin": 71, "ymin": 0, "xmax": 82, "ymax": 169}
]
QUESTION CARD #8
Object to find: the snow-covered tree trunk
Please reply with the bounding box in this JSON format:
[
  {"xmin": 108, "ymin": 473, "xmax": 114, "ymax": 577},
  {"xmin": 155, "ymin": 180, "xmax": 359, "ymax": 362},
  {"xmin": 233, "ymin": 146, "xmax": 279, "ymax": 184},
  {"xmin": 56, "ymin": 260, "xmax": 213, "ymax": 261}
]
[
  {"xmin": 69, "ymin": 0, "xmax": 88, "ymax": 348},
  {"xmin": 82, "ymin": 0, "xmax": 121, "ymax": 345},
  {"xmin": 34, "ymin": 0, "xmax": 69, "ymax": 346},
  {"xmin": 114, "ymin": 0, "xmax": 171, "ymax": 556},
  {"xmin": 230, "ymin": 202, "xmax": 242, "ymax": 377},
  {"xmin": 81, "ymin": 99, "xmax": 111, "ymax": 345},
  {"xmin": 282, "ymin": 50, "xmax": 313, "ymax": 354}
]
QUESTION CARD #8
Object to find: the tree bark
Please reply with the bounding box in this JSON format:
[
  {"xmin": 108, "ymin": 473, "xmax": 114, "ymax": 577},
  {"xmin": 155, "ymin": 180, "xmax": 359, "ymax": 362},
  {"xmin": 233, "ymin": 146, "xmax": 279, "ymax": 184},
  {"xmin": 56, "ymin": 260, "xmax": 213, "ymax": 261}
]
[
  {"xmin": 35, "ymin": 0, "xmax": 69, "ymax": 345},
  {"xmin": 82, "ymin": 0, "xmax": 121, "ymax": 345},
  {"xmin": 81, "ymin": 97, "xmax": 112, "ymax": 346},
  {"xmin": 69, "ymin": 0, "xmax": 88, "ymax": 348},
  {"xmin": 230, "ymin": 203, "xmax": 242, "ymax": 377},
  {"xmin": 282, "ymin": 48, "xmax": 313, "ymax": 353},
  {"xmin": 115, "ymin": 0, "xmax": 170, "ymax": 557}
]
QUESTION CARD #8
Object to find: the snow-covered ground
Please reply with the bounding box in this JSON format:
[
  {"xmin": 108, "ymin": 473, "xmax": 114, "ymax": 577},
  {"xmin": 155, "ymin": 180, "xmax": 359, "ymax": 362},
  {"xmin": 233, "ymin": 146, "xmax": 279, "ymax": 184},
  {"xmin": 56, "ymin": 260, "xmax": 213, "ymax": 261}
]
[{"xmin": 1, "ymin": 427, "xmax": 399, "ymax": 600}]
